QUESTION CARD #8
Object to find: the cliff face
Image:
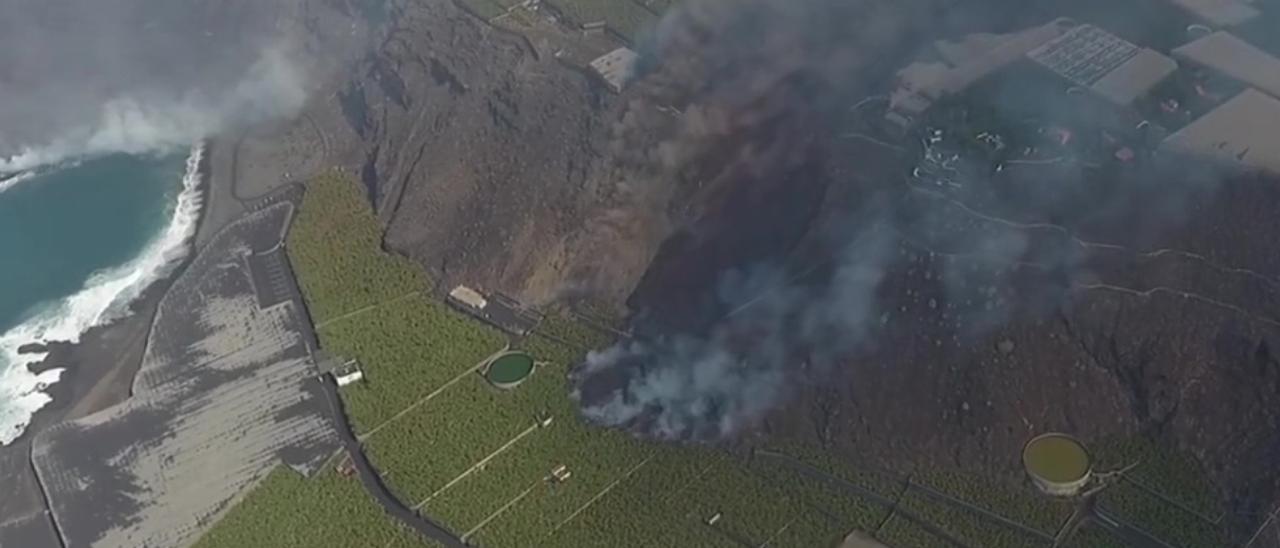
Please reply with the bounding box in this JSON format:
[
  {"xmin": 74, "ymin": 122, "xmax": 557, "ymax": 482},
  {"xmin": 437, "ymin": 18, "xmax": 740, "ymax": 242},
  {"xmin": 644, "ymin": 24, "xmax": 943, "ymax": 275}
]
[{"xmin": 292, "ymin": 0, "xmax": 679, "ymax": 308}]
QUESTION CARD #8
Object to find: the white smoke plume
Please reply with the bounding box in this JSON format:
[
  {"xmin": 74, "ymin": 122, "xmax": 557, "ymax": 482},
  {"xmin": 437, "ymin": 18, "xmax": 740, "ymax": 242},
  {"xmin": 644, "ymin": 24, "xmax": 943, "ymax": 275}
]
[
  {"xmin": 574, "ymin": 225, "xmax": 896, "ymax": 439},
  {"xmin": 572, "ymin": 0, "xmax": 1227, "ymax": 440},
  {"xmin": 0, "ymin": 0, "xmax": 315, "ymax": 171}
]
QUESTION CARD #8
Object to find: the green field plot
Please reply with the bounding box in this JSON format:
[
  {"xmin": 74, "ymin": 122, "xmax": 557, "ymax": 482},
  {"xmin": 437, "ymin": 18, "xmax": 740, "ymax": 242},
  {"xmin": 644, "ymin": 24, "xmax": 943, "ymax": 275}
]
[
  {"xmin": 424, "ymin": 419, "xmax": 578, "ymax": 532},
  {"xmin": 766, "ymin": 512, "xmax": 849, "ymax": 548},
  {"xmin": 289, "ymin": 173, "xmax": 506, "ymax": 431},
  {"xmin": 537, "ymin": 448, "xmax": 739, "ymax": 548},
  {"xmin": 684, "ymin": 460, "xmax": 812, "ymax": 544},
  {"xmin": 1063, "ymin": 522, "xmax": 1127, "ymax": 548},
  {"xmin": 194, "ymin": 467, "xmax": 437, "ymax": 548},
  {"xmin": 1092, "ymin": 437, "xmax": 1227, "ymax": 548},
  {"xmin": 876, "ymin": 513, "xmax": 952, "ymax": 548},
  {"xmin": 419, "ymin": 388, "xmax": 647, "ymax": 536},
  {"xmin": 763, "ymin": 443, "xmax": 905, "ymax": 501},
  {"xmin": 748, "ymin": 459, "xmax": 892, "ymax": 534},
  {"xmin": 896, "ymin": 488, "xmax": 1050, "ymax": 548},
  {"xmin": 364, "ymin": 369, "xmax": 566, "ymax": 504},
  {"xmin": 287, "ymin": 172, "xmax": 426, "ymax": 323},
  {"xmin": 910, "ymin": 470, "xmax": 1073, "ymax": 535},
  {"xmin": 319, "ymin": 295, "xmax": 505, "ymax": 432},
  {"xmin": 463, "ymin": 425, "xmax": 653, "ymax": 546},
  {"xmin": 1092, "ymin": 437, "xmax": 1224, "ymax": 518},
  {"xmin": 515, "ymin": 334, "xmax": 582, "ymax": 367},
  {"xmin": 1097, "ymin": 482, "xmax": 1227, "ymax": 548}
]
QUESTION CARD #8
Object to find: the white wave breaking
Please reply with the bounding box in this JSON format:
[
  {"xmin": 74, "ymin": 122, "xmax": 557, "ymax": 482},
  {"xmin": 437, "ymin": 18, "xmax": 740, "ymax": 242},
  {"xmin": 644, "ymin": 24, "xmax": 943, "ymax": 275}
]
[
  {"xmin": 0, "ymin": 170, "xmax": 35, "ymax": 194},
  {"xmin": 0, "ymin": 144, "xmax": 205, "ymax": 445}
]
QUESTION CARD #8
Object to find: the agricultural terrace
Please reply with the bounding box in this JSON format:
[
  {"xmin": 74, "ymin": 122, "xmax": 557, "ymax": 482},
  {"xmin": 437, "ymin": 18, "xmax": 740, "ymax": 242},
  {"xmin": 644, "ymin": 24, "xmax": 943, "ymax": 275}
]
[
  {"xmin": 207, "ymin": 172, "xmax": 1231, "ymax": 548},
  {"xmin": 287, "ymin": 172, "xmax": 426, "ymax": 323},
  {"xmin": 287, "ymin": 172, "xmax": 507, "ymax": 432},
  {"xmin": 194, "ymin": 467, "xmax": 439, "ymax": 548}
]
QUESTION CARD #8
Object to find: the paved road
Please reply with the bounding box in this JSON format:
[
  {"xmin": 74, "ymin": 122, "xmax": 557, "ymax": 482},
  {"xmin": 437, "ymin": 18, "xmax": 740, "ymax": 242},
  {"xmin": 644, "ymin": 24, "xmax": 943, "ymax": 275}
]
[
  {"xmin": 274, "ymin": 209, "xmax": 465, "ymax": 548},
  {"xmin": 317, "ymin": 375, "xmax": 468, "ymax": 547}
]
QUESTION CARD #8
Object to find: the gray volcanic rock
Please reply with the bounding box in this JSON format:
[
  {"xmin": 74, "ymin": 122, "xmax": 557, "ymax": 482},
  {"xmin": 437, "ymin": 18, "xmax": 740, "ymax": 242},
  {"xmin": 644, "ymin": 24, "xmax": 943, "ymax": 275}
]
[
  {"xmin": 290, "ymin": 0, "xmax": 690, "ymax": 308},
  {"xmin": 16, "ymin": 342, "xmax": 46, "ymax": 355}
]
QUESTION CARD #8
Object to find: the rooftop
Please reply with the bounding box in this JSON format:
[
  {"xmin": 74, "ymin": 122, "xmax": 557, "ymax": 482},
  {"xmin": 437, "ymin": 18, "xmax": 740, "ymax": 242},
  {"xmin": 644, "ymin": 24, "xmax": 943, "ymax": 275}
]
[
  {"xmin": 1028, "ymin": 25, "xmax": 1139, "ymax": 87},
  {"xmin": 1091, "ymin": 49, "xmax": 1179, "ymax": 105},
  {"xmin": 448, "ymin": 285, "xmax": 488, "ymax": 309},
  {"xmin": 1161, "ymin": 88, "xmax": 1280, "ymax": 173},
  {"xmin": 1172, "ymin": 31, "xmax": 1280, "ymax": 100},
  {"xmin": 1162, "ymin": 0, "xmax": 1260, "ymax": 27},
  {"xmin": 589, "ymin": 47, "xmax": 640, "ymax": 93},
  {"xmin": 889, "ymin": 18, "xmax": 1074, "ymax": 115},
  {"xmin": 1027, "ymin": 24, "xmax": 1176, "ymax": 105}
]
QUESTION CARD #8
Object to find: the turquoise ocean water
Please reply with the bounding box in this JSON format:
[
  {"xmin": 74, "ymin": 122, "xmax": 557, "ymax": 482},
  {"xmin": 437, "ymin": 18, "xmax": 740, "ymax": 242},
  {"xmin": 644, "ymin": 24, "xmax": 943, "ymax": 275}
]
[{"xmin": 0, "ymin": 148, "xmax": 203, "ymax": 444}]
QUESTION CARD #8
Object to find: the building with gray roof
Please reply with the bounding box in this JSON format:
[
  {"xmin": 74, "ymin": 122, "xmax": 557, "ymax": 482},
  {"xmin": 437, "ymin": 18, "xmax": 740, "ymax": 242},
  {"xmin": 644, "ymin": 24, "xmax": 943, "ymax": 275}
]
[
  {"xmin": 1172, "ymin": 31, "xmax": 1280, "ymax": 101},
  {"xmin": 1026, "ymin": 24, "xmax": 1178, "ymax": 106},
  {"xmin": 1161, "ymin": 88, "xmax": 1280, "ymax": 173},
  {"xmin": 1162, "ymin": 0, "xmax": 1260, "ymax": 28}
]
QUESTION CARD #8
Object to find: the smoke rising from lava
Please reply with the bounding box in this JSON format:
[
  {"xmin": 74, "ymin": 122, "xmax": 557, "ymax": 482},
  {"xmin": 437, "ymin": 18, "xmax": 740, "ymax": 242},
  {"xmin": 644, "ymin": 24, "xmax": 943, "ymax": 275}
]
[
  {"xmin": 574, "ymin": 223, "xmax": 896, "ymax": 439},
  {"xmin": 572, "ymin": 0, "xmax": 1227, "ymax": 441}
]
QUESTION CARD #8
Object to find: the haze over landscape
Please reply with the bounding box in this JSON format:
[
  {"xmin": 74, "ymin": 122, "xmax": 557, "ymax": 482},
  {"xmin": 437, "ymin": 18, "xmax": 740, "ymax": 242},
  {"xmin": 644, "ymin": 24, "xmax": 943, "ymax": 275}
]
[{"xmin": 2, "ymin": 0, "xmax": 1280, "ymax": 547}]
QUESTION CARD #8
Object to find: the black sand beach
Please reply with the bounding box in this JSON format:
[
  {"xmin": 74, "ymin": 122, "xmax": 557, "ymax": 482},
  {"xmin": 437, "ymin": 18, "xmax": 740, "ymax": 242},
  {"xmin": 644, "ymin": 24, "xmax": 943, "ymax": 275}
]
[
  {"xmin": 0, "ymin": 140, "xmax": 237, "ymax": 547},
  {"xmin": 11, "ymin": 142, "xmax": 227, "ymax": 443}
]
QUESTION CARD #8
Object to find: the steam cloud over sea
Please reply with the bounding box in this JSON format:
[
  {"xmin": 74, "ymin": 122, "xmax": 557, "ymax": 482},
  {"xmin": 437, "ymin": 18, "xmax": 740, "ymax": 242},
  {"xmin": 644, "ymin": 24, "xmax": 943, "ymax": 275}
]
[{"xmin": 0, "ymin": 0, "xmax": 310, "ymax": 170}]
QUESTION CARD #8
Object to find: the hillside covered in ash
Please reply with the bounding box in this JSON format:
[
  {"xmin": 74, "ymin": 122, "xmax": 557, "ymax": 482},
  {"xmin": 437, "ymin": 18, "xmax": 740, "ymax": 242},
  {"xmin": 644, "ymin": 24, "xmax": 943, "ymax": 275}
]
[{"xmin": 248, "ymin": 0, "xmax": 1280, "ymax": 538}]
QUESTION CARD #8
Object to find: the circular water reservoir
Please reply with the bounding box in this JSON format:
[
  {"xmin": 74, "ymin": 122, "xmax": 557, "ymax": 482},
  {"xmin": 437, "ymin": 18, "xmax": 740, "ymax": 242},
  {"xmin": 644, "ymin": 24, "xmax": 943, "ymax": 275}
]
[
  {"xmin": 1023, "ymin": 433, "xmax": 1092, "ymax": 496},
  {"xmin": 486, "ymin": 352, "xmax": 535, "ymax": 389}
]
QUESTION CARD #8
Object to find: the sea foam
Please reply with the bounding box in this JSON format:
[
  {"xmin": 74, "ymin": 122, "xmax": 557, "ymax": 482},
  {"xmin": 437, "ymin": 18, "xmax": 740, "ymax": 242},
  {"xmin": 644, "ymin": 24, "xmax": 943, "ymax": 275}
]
[
  {"xmin": 0, "ymin": 145, "xmax": 205, "ymax": 445},
  {"xmin": 0, "ymin": 170, "xmax": 36, "ymax": 194}
]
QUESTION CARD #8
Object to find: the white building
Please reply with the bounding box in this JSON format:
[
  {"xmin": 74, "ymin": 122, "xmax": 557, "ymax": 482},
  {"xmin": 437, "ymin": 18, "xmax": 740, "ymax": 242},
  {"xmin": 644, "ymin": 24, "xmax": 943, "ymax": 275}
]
[
  {"xmin": 589, "ymin": 47, "xmax": 640, "ymax": 93},
  {"xmin": 448, "ymin": 285, "xmax": 488, "ymax": 310}
]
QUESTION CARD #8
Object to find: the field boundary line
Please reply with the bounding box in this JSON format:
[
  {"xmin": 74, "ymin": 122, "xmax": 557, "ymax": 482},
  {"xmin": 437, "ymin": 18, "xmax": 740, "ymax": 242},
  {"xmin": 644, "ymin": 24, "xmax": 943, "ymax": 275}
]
[
  {"xmin": 463, "ymin": 479, "xmax": 541, "ymax": 542},
  {"xmin": 1120, "ymin": 475, "xmax": 1224, "ymax": 525},
  {"xmin": 759, "ymin": 516, "xmax": 798, "ymax": 547},
  {"xmin": 907, "ymin": 479, "xmax": 1053, "ymax": 541},
  {"xmin": 316, "ymin": 290, "xmax": 422, "ymax": 330},
  {"xmin": 359, "ymin": 346, "xmax": 510, "ymax": 442},
  {"xmin": 1245, "ymin": 504, "xmax": 1280, "ymax": 547},
  {"xmin": 548, "ymin": 453, "xmax": 657, "ymax": 535},
  {"xmin": 415, "ymin": 422, "xmax": 542, "ymax": 508}
]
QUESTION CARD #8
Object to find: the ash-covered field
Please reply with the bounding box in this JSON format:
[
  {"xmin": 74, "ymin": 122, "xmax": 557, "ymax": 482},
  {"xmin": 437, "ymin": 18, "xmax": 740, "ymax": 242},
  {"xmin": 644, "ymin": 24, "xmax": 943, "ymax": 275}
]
[{"xmin": 30, "ymin": 194, "xmax": 340, "ymax": 548}]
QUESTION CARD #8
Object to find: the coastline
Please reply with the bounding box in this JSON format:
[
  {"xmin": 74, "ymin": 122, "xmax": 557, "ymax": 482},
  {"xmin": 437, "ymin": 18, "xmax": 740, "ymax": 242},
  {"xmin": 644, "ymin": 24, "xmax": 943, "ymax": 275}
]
[{"xmin": 4, "ymin": 140, "xmax": 227, "ymax": 447}]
